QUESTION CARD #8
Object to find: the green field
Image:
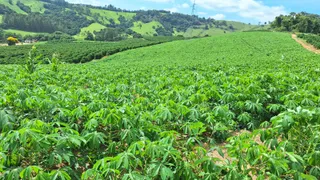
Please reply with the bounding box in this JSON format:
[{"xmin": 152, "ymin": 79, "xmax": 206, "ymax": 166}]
[
  {"xmin": 0, "ymin": 0, "xmax": 45, "ymax": 13},
  {"xmin": 131, "ymin": 21, "xmax": 163, "ymax": 35},
  {"xmin": 224, "ymin": 21, "xmax": 270, "ymax": 31},
  {"xmin": 89, "ymin": 8, "xmax": 136, "ymax": 24},
  {"xmin": 1, "ymin": 32, "xmax": 320, "ymax": 179},
  {"xmin": 0, "ymin": 15, "xmax": 3, "ymax": 23},
  {"xmin": 183, "ymin": 27, "xmax": 227, "ymax": 37},
  {"xmin": 4, "ymin": 29, "xmax": 48, "ymax": 36},
  {"xmin": 0, "ymin": 0, "xmax": 27, "ymax": 14},
  {"xmin": 0, "ymin": 37, "xmax": 184, "ymax": 64},
  {"xmin": 74, "ymin": 23, "xmax": 106, "ymax": 40},
  {"xmin": 18, "ymin": 0, "xmax": 46, "ymax": 13}
]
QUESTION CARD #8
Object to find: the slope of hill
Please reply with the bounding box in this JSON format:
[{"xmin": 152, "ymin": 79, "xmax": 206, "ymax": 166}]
[
  {"xmin": 74, "ymin": 23, "xmax": 106, "ymax": 40},
  {"xmin": 131, "ymin": 21, "xmax": 163, "ymax": 36},
  {"xmin": 4, "ymin": 28, "xmax": 48, "ymax": 36},
  {"xmin": 0, "ymin": 0, "xmax": 269, "ymax": 39}
]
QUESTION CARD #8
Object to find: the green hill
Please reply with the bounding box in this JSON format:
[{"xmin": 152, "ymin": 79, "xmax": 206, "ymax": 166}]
[
  {"xmin": 0, "ymin": 0, "xmax": 270, "ymax": 39},
  {"xmin": 0, "ymin": 0, "xmax": 46, "ymax": 13},
  {"xmin": 131, "ymin": 21, "xmax": 163, "ymax": 36},
  {"xmin": 74, "ymin": 23, "xmax": 106, "ymax": 40}
]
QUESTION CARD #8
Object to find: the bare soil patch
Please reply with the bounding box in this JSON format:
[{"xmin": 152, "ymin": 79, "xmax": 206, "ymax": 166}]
[{"xmin": 292, "ymin": 34, "xmax": 320, "ymax": 54}]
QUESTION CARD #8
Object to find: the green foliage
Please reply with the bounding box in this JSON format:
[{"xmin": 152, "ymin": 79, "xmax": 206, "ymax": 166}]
[
  {"xmin": 0, "ymin": 32, "xmax": 319, "ymax": 179},
  {"xmin": 47, "ymin": 53, "xmax": 60, "ymax": 72},
  {"xmin": 298, "ymin": 33, "xmax": 320, "ymax": 49},
  {"xmin": 24, "ymin": 46, "xmax": 42, "ymax": 74},
  {"xmin": 0, "ymin": 37, "xmax": 184, "ymax": 64},
  {"xmin": 272, "ymin": 12, "xmax": 320, "ymax": 34}
]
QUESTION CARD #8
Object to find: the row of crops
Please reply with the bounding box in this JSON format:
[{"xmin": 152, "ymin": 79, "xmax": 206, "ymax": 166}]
[
  {"xmin": 297, "ymin": 33, "xmax": 320, "ymax": 49},
  {"xmin": 0, "ymin": 32, "xmax": 320, "ymax": 179},
  {"xmin": 0, "ymin": 36, "xmax": 185, "ymax": 64}
]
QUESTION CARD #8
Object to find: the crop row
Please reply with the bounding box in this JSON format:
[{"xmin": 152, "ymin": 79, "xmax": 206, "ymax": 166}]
[
  {"xmin": 0, "ymin": 37, "xmax": 184, "ymax": 64},
  {"xmin": 0, "ymin": 32, "xmax": 320, "ymax": 179}
]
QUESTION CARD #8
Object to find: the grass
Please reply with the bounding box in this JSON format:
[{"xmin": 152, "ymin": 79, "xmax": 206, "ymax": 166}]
[
  {"xmin": 20, "ymin": 0, "xmax": 46, "ymax": 13},
  {"xmin": 0, "ymin": 0, "xmax": 46, "ymax": 13},
  {"xmin": 74, "ymin": 23, "xmax": 106, "ymax": 40},
  {"xmin": 4, "ymin": 29, "xmax": 48, "ymax": 36},
  {"xmin": 89, "ymin": 8, "xmax": 136, "ymax": 24},
  {"xmin": 131, "ymin": 21, "xmax": 163, "ymax": 35},
  {"xmin": 0, "ymin": 15, "xmax": 3, "ymax": 23},
  {"xmin": 0, "ymin": 0, "xmax": 27, "ymax": 14},
  {"xmin": 183, "ymin": 26, "xmax": 228, "ymax": 37}
]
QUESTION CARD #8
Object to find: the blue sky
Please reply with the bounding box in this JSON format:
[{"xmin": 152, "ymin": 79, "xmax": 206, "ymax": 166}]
[{"xmin": 66, "ymin": 0, "xmax": 319, "ymax": 24}]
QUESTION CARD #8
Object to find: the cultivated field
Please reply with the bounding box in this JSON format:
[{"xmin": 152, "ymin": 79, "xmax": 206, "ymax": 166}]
[{"xmin": 0, "ymin": 32, "xmax": 320, "ymax": 179}]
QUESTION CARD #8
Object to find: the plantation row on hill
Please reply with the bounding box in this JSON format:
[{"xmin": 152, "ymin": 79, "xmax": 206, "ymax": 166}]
[
  {"xmin": 0, "ymin": 32, "xmax": 320, "ymax": 179},
  {"xmin": 0, "ymin": 36, "xmax": 185, "ymax": 64}
]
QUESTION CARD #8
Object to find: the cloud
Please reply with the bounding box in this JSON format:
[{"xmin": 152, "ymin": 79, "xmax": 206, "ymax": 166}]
[
  {"xmin": 198, "ymin": 12, "xmax": 207, "ymax": 15},
  {"xmin": 193, "ymin": 0, "xmax": 287, "ymax": 22},
  {"xmin": 165, "ymin": 7, "xmax": 179, "ymax": 13},
  {"xmin": 145, "ymin": 0, "xmax": 174, "ymax": 2},
  {"xmin": 210, "ymin": 14, "xmax": 226, "ymax": 20},
  {"xmin": 181, "ymin": 3, "xmax": 190, "ymax": 8}
]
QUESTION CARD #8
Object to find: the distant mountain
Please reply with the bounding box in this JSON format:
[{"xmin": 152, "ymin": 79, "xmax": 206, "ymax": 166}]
[{"xmin": 0, "ymin": 0, "xmax": 270, "ymax": 39}]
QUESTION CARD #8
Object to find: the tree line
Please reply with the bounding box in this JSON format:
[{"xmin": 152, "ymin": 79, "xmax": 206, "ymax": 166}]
[{"xmin": 272, "ymin": 12, "xmax": 320, "ymax": 34}]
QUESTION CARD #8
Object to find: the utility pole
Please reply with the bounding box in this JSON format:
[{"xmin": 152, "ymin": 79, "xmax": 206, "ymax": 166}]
[{"xmin": 192, "ymin": 0, "xmax": 196, "ymax": 15}]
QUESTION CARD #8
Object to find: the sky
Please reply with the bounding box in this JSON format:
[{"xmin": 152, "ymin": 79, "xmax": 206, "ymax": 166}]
[{"xmin": 66, "ymin": 0, "xmax": 319, "ymax": 24}]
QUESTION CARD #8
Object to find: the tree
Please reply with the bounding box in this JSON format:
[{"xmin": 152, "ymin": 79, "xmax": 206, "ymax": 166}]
[
  {"xmin": 85, "ymin": 32, "xmax": 94, "ymax": 41},
  {"xmin": 0, "ymin": 28, "xmax": 4, "ymax": 42},
  {"xmin": 229, "ymin": 25, "xmax": 234, "ymax": 31},
  {"xmin": 133, "ymin": 33, "xmax": 143, "ymax": 38}
]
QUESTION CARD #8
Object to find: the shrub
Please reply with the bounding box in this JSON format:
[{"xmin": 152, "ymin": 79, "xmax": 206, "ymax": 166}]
[{"xmin": 7, "ymin": 37, "xmax": 19, "ymax": 46}]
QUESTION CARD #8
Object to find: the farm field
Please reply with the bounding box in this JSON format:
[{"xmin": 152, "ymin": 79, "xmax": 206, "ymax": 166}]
[
  {"xmin": 0, "ymin": 32, "xmax": 320, "ymax": 179},
  {"xmin": 0, "ymin": 37, "xmax": 184, "ymax": 64}
]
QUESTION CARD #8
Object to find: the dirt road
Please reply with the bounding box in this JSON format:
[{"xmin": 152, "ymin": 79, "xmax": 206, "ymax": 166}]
[{"xmin": 292, "ymin": 34, "xmax": 320, "ymax": 54}]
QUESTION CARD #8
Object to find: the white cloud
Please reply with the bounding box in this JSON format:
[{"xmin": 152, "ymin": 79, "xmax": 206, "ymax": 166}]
[
  {"xmin": 210, "ymin": 14, "xmax": 226, "ymax": 20},
  {"xmin": 193, "ymin": 0, "xmax": 286, "ymax": 22},
  {"xmin": 181, "ymin": 3, "xmax": 190, "ymax": 8},
  {"xmin": 198, "ymin": 12, "xmax": 207, "ymax": 15},
  {"xmin": 145, "ymin": 0, "xmax": 174, "ymax": 2},
  {"xmin": 165, "ymin": 7, "xmax": 179, "ymax": 13}
]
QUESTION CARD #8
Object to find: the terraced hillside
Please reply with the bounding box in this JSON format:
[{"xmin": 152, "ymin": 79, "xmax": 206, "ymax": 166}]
[{"xmin": 1, "ymin": 32, "xmax": 320, "ymax": 179}]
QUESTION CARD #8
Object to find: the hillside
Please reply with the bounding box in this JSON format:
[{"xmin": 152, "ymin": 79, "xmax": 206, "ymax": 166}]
[
  {"xmin": 1, "ymin": 32, "xmax": 320, "ymax": 179},
  {"xmin": 0, "ymin": 0, "xmax": 269, "ymax": 39}
]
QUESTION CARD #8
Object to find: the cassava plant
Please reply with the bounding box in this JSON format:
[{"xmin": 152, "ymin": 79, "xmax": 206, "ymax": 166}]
[{"xmin": 24, "ymin": 46, "xmax": 42, "ymax": 74}]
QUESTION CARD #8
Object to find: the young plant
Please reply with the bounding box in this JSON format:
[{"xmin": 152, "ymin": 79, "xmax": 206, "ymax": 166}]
[
  {"xmin": 47, "ymin": 53, "xmax": 60, "ymax": 72},
  {"xmin": 24, "ymin": 46, "xmax": 42, "ymax": 74}
]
